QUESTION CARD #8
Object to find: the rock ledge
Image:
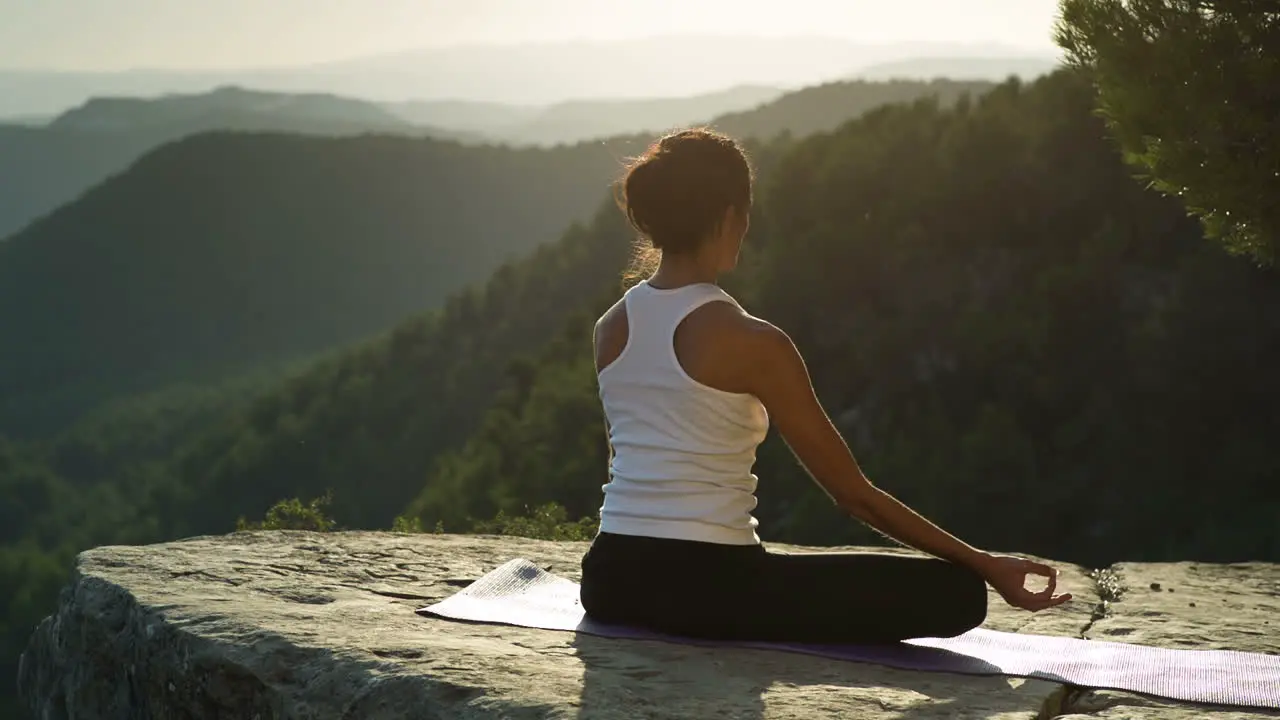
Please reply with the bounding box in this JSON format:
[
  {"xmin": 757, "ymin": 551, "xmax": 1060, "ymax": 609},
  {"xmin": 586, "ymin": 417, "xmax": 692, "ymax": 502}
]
[{"xmin": 17, "ymin": 531, "xmax": 1280, "ymax": 719}]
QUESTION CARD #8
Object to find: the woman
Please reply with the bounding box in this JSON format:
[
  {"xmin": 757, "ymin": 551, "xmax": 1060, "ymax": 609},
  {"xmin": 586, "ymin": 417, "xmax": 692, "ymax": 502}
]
[{"xmin": 579, "ymin": 127, "xmax": 1072, "ymax": 644}]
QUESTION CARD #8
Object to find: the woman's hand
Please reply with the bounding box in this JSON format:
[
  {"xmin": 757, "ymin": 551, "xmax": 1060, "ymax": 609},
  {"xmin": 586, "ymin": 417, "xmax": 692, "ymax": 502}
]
[{"xmin": 975, "ymin": 553, "xmax": 1073, "ymax": 612}]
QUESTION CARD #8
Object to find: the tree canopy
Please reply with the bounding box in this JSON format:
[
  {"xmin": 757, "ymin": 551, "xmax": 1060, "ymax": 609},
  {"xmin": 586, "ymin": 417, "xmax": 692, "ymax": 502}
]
[{"xmin": 1055, "ymin": 0, "xmax": 1280, "ymax": 264}]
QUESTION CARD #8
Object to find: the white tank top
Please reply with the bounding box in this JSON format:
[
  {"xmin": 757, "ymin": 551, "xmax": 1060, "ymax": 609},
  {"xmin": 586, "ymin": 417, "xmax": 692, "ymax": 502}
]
[{"xmin": 596, "ymin": 279, "xmax": 770, "ymax": 545}]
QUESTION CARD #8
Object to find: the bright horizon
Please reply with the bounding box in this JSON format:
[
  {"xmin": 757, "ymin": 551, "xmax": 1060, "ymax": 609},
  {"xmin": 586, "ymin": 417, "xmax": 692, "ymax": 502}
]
[{"xmin": 1, "ymin": 0, "xmax": 1063, "ymax": 72}]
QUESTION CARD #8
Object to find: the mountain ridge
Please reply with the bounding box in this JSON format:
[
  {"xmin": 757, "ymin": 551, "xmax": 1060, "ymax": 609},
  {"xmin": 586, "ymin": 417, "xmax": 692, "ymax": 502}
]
[
  {"xmin": 0, "ymin": 38, "xmax": 1054, "ymax": 115},
  {"xmin": 0, "ymin": 78, "xmax": 993, "ymax": 435},
  {"xmin": 49, "ymin": 85, "xmax": 420, "ymax": 133},
  {"xmin": 0, "ymin": 86, "xmax": 473, "ymax": 241}
]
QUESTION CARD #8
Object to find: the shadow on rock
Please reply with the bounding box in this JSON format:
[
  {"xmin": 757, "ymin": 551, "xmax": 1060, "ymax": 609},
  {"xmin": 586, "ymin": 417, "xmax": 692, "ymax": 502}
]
[{"xmin": 572, "ymin": 632, "xmax": 1049, "ymax": 720}]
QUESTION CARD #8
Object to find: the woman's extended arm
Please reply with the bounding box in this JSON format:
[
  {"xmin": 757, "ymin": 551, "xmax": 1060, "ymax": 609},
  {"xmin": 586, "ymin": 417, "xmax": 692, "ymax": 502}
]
[{"xmin": 742, "ymin": 319, "xmax": 1071, "ymax": 612}]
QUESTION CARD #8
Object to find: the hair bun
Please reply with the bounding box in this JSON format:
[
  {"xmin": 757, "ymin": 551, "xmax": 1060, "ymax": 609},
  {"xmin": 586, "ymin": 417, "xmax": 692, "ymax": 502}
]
[{"xmin": 618, "ymin": 128, "xmax": 753, "ymax": 260}]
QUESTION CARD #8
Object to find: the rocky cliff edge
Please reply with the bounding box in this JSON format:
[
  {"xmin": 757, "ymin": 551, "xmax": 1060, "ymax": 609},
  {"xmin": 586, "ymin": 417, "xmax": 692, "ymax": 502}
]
[{"xmin": 16, "ymin": 531, "xmax": 1280, "ymax": 719}]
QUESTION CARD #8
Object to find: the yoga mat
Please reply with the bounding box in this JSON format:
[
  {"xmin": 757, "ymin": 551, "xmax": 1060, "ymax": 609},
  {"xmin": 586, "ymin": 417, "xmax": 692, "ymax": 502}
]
[{"xmin": 417, "ymin": 558, "xmax": 1280, "ymax": 710}]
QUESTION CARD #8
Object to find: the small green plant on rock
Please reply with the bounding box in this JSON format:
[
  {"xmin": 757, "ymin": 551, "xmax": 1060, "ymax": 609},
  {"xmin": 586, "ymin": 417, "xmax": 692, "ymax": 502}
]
[
  {"xmin": 390, "ymin": 514, "xmax": 444, "ymax": 533},
  {"xmin": 236, "ymin": 490, "xmax": 337, "ymax": 531},
  {"xmin": 471, "ymin": 502, "xmax": 599, "ymax": 541}
]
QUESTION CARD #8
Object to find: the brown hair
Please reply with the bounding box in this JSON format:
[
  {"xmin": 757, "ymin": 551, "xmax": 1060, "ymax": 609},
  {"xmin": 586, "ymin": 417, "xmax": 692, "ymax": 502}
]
[{"xmin": 616, "ymin": 127, "xmax": 754, "ymax": 283}]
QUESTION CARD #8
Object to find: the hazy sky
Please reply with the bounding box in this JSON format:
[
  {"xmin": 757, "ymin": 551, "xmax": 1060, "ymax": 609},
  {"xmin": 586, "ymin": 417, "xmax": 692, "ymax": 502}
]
[{"xmin": 1, "ymin": 0, "xmax": 1063, "ymax": 71}]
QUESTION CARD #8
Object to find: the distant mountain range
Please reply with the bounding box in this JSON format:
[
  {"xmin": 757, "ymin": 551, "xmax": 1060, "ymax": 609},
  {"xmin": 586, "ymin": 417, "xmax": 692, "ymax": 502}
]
[
  {"xmin": 0, "ymin": 36, "xmax": 1059, "ymax": 117},
  {"xmin": 383, "ymin": 85, "xmax": 787, "ymax": 146},
  {"xmin": 49, "ymin": 85, "xmax": 424, "ymax": 135},
  {"xmin": 0, "ymin": 83, "xmax": 792, "ymax": 240},
  {"xmin": 0, "ymin": 77, "xmax": 996, "ymax": 436},
  {"xmin": 854, "ymin": 56, "xmax": 1062, "ymax": 81},
  {"xmin": 0, "ymin": 87, "xmax": 477, "ymax": 242},
  {"xmin": 0, "ymin": 65, "xmax": 1022, "ymax": 241}
]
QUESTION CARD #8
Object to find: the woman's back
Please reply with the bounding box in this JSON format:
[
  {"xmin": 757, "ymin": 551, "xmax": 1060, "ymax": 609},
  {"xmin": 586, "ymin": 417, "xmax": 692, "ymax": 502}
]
[
  {"xmin": 594, "ymin": 279, "xmax": 769, "ymax": 546},
  {"xmin": 581, "ymin": 126, "xmax": 1068, "ymax": 646}
]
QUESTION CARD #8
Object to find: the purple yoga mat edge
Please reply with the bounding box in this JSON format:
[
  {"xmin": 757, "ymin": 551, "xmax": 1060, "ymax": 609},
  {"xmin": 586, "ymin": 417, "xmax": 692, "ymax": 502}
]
[{"xmin": 413, "ymin": 558, "xmax": 1280, "ymax": 711}]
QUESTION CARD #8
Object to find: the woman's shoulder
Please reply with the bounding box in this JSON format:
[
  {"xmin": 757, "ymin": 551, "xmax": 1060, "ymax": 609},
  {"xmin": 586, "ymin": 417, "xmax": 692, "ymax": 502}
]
[
  {"xmin": 594, "ymin": 295, "xmax": 629, "ymax": 344},
  {"xmin": 682, "ymin": 297, "xmax": 786, "ymax": 354}
]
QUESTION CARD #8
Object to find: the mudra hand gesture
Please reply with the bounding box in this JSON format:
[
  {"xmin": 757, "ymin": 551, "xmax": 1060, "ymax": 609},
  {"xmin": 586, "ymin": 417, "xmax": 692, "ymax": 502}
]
[{"xmin": 978, "ymin": 553, "xmax": 1073, "ymax": 612}]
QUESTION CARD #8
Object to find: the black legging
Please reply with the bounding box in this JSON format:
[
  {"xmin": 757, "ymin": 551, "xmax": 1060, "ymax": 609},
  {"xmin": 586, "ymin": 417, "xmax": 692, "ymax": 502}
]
[{"xmin": 580, "ymin": 531, "xmax": 988, "ymax": 644}]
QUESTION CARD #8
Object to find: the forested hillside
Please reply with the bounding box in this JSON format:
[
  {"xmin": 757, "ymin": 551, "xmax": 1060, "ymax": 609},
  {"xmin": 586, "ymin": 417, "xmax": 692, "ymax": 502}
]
[
  {"xmin": 0, "ymin": 79, "xmax": 983, "ymax": 438},
  {"xmin": 166, "ymin": 142, "xmax": 808, "ymax": 539},
  {"xmin": 0, "ymin": 86, "xmax": 470, "ymax": 241},
  {"xmin": 711, "ymin": 78, "xmax": 990, "ymax": 141},
  {"xmin": 0, "ymin": 79, "xmax": 993, "ymax": 715},
  {"xmin": 0, "ymin": 125, "xmax": 160, "ymax": 240},
  {"xmin": 0, "ymin": 370, "xmax": 283, "ymax": 718},
  {"xmin": 401, "ymin": 71, "xmax": 1280, "ymax": 570},
  {"xmin": 5, "ymin": 69, "xmax": 1278, "ymax": 718},
  {"xmin": 0, "ymin": 131, "xmax": 638, "ymax": 436}
]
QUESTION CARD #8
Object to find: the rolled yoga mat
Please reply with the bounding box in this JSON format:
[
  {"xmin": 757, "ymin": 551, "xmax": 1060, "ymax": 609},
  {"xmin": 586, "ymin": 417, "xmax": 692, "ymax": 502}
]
[{"xmin": 417, "ymin": 558, "xmax": 1280, "ymax": 710}]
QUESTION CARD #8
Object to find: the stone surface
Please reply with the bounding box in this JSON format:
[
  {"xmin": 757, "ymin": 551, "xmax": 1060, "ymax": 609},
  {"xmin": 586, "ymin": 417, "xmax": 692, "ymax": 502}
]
[
  {"xmin": 1062, "ymin": 561, "xmax": 1280, "ymax": 718},
  {"xmin": 1088, "ymin": 562, "xmax": 1280, "ymax": 654},
  {"xmin": 15, "ymin": 531, "xmax": 1280, "ymax": 719}
]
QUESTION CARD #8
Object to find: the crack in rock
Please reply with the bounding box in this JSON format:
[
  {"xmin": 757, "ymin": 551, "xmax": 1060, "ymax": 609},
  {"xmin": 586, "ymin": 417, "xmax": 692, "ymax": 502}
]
[
  {"xmin": 1079, "ymin": 565, "xmax": 1125, "ymax": 639},
  {"xmin": 1034, "ymin": 565, "xmax": 1129, "ymax": 719}
]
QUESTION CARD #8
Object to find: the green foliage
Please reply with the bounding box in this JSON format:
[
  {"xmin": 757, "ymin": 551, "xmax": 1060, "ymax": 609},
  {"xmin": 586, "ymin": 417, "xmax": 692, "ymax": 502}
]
[
  {"xmin": 0, "ymin": 82, "xmax": 959, "ymax": 715},
  {"xmin": 133, "ymin": 138, "xmax": 808, "ymax": 539},
  {"xmin": 0, "ymin": 85, "xmax": 477, "ymax": 241},
  {"xmin": 156, "ymin": 207, "xmax": 631, "ymax": 538},
  {"xmin": 401, "ymin": 314, "xmax": 611, "ymax": 530},
  {"xmin": 235, "ymin": 491, "xmax": 337, "ymax": 532},
  {"xmin": 0, "ymin": 381, "xmax": 269, "ymax": 719},
  {"xmin": 0, "ymin": 542, "xmax": 71, "ymax": 719},
  {"xmin": 399, "ymin": 71, "xmax": 1280, "ymax": 571},
  {"xmin": 0, "ymin": 132, "xmax": 639, "ymax": 437},
  {"xmin": 5, "ymin": 71, "xmax": 1280, "ymax": 717},
  {"xmin": 391, "ymin": 515, "xmax": 435, "ymax": 533},
  {"xmin": 0, "ymin": 79, "xmax": 969, "ymax": 440},
  {"xmin": 747, "ymin": 72, "xmax": 1280, "ymax": 566},
  {"xmin": 471, "ymin": 503, "xmax": 600, "ymax": 542},
  {"xmin": 1055, "ymin": 0, "xmax": 1280, "ymax": 263}
]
